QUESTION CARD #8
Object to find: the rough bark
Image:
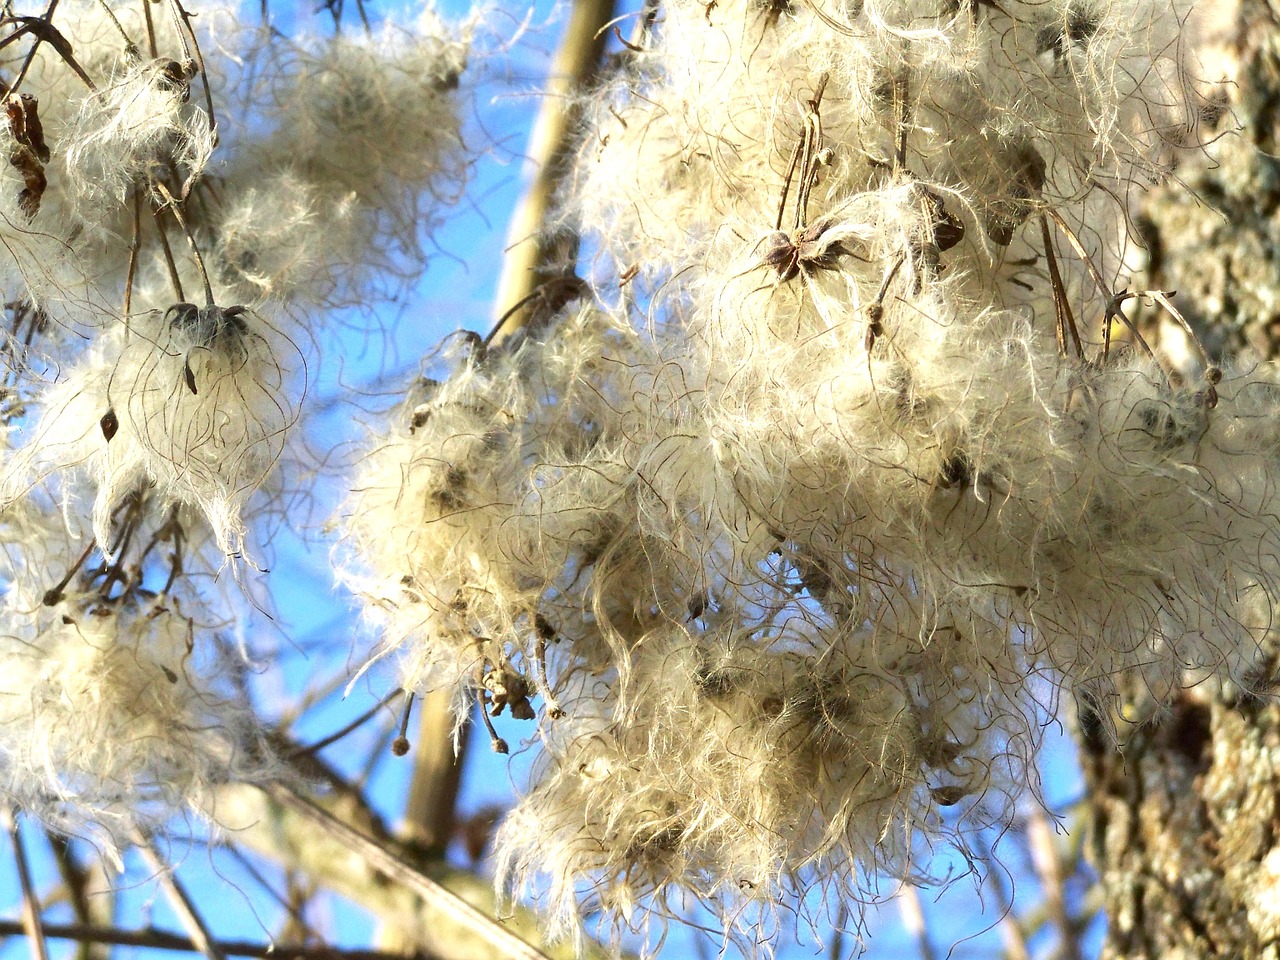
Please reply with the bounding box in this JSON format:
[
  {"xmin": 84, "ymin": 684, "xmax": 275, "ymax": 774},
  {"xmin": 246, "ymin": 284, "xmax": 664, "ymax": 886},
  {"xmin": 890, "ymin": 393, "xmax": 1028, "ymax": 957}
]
[
  {"xmin": 1079, "ymin": 687, "xmax": 1280, "ymax": 959},
  {"xmin": 1080, "ymin": 2, "xmax": 1280, "ymax": 957}
]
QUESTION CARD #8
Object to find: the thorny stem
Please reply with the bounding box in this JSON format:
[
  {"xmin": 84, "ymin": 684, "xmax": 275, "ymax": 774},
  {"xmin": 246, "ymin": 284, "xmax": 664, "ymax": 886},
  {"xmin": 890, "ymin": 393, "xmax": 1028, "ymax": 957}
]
[{"xmin": 3, "ymin": 806, "xmax": 50, "ymax": 960}]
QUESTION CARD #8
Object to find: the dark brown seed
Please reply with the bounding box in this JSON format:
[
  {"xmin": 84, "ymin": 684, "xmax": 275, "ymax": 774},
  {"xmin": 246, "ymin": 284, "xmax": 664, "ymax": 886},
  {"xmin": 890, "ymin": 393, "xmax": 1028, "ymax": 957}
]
[{"xmin": 100, "ymin": 408, "xmax": 119, "ymax": 441}]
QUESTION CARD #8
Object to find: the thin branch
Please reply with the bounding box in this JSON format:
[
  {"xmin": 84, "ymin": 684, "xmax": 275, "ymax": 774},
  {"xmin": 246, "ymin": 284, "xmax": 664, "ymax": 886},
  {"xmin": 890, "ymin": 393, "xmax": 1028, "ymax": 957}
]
[
  {"xmin": 0, "ymin": 921, "xmax": 438, "ymax": 960},
  {"xmin": 895, "ymin": 884, "xmax": 936, "ymax": 960},
  {"xmin": 152, "ymin": 180, "xmax": 214, "ymax": 307},
  {"xmin": 487, "ymin": 0, "xmax": 616, "ymax": 343},
  {"xmin": 164, "ymin": 0, "xmax": 218, "ymax": 145},
  {"xmin": 2, "ymin": 806, "xmax": 49, "ymax": 960},
  {"xmin": 209, "ymin": 775, "xmax": 617, "ymax": 960},
  {"xmin": 1026, "ymin": 805, "xmax": 1084, "ymax": 960},
  {"xmin": 975, "ymin": 834, "xmax": 1030, "ymax": 960},
  {"xmin": 399, "ymin": 690, "xmax": 467, "ymax": 852},
  {"xmin": 45, "ymin": 831, "xmax": 111, "ymax": 960},
  {"xmin": 1044, "ymin": 208, "xmax": 1156, "ymax": 361},
  {"xmin": 1040, "ymin": 214, "xmax": 1083, "ymax": 358},
  {"xmin": 288, "ymin": 689, "xmax": 403, "ymax": 759},
  {"xmin": 400, "ymin": 0, "xmax": 620, "ymax": 895},
  {"xmin": 260, "ymin": 781, "xmax": 554, "ymax": 960},
  {"xmin": 135, "ymin": 839, "xmax": 228, "ymax": 960},
  {"xmin": 8, "ymin": 0, "xmax": 61, "ymax": 94}
]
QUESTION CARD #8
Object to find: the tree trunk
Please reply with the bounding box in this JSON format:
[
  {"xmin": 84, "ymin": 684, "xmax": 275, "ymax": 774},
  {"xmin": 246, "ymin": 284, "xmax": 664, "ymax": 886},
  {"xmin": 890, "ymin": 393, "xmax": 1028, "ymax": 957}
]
[{"xmin": 1080, "ymin": 2, "xmax": 1280, "ymax": 956}]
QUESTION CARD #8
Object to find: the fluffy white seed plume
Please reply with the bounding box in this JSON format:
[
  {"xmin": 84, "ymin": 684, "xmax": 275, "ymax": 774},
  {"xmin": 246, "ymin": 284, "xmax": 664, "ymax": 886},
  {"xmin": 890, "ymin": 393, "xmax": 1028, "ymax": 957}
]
[
  {"xmin": 0, "ymin": 481, "xmax": 266, "ymax": 856},
  {"xmin": 0, "ymin": 598, "xmax": 264, "ymax": 855},
  {"xmin": 212, "ymin": 12, "xmax": 470, "ymax": 306},
  {"xmin": 0, "ymin": 3, "xmax": 224, "ymax": 322},
  {"xmin": 339, "ymin": 0, "xmax": 1265, "ymax": 950},
  {"xmin": 0, "ymin": 0, "xmax": 477, "ymax": 853},
  {"xmin": 63, "ymin": 59, "xmax": 215, "ymax": 238},
  {"xmin": 3, "ymin": 302, "xmax": 302, "ymax": 559},
  {"xmin": 495, "ymin": 610, "xmax": 1032, "ymax": 951}
]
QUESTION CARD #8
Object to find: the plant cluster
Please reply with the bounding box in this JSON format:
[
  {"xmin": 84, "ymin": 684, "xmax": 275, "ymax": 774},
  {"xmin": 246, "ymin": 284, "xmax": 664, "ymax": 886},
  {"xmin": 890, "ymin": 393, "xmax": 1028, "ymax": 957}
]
[
  {"xmin": 340, "ymin": 0, "xmax": 1280, "ymax": 950},
  {"xmin": 0, "ymin": 0, "xmax": 469, "ymax": 851},
  {"xmin": 0, "ymin": 0, "xmax": 1273, "ymax": 955}
]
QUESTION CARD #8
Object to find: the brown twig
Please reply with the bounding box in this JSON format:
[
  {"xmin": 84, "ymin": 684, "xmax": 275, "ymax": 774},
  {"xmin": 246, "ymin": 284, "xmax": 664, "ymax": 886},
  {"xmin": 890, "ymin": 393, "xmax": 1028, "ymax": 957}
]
[
  {"xmin": 1044, "ymin": 208, "xmax": 1156, "ymax": 361},
  {"xmin": 3, "ymin": 806, "xmax": 49, "ymax": 960},
  {"xmin": 488, "ymin": 0, "xmax": 616, "ymax": 345},
  {"xmin": 1040, "ymin": 215, "xmax": 1084, "ymax": 358},
  {"xmin": 136, "ymin": 838, "xmax": 228, "ymax": 960},
  {"xmin": 0, "ymin": 920, "xmax": 441, "ymax": 960},
  {"xmin": 260, "ymin": 782, "xmax": 554, "ymax": 960},
  {"xmin": 153, "ymin": 180, "xmax": 214, "ymax": 308},
  {"xmin": 290, "ymin": 689, "xmax": 405, "ymax": 759},
  {"xmin": 165, "ymin": 0, "xmax": 218, "ymax": 145}
]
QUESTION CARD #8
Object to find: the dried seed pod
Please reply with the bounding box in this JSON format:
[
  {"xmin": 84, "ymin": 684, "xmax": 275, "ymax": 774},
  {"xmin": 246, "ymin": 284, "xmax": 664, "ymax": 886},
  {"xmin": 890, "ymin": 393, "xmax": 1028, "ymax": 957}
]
[
  {"xmin": 99, "ymin": 409, "xmax": 119, "ymax": 442},
  {"xmin": 5, "ymin": 94, "xmax": 49, "ymax": 218}
]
